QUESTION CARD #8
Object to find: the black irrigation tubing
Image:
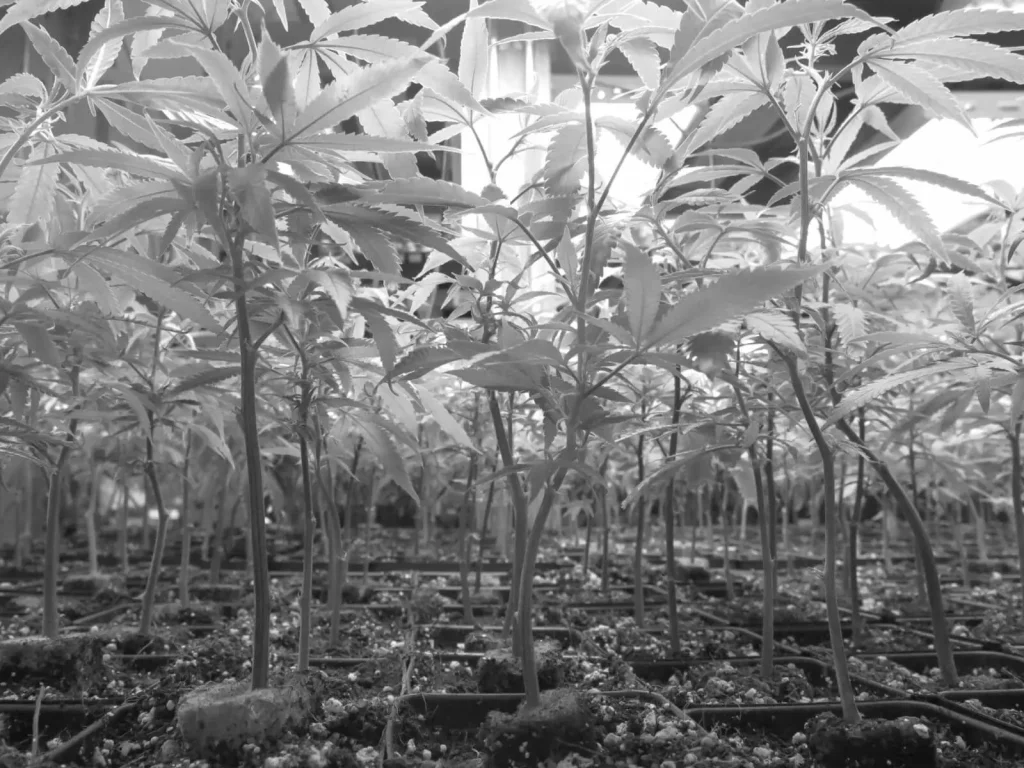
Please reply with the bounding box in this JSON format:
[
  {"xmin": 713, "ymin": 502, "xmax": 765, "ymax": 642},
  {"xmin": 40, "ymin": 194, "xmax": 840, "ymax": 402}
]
[{"xmin": 45, "ymin": 695, "xmax": 146, "ymax": 764}]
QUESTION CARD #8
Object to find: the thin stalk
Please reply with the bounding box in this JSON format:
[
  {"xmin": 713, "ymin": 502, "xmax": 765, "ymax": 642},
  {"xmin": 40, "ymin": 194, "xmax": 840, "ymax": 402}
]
[
  {"xmin": 516, "ymin": 476, "xmax": 568, "ymax": 710},
  {"xmin": 634, "ymin": 432, "xmax": 646, "ymax": 626},
  {"xmin": 118, "ymin": 455, "xmax": 129, "ymax": 575},
  {"xmin": 690, "ymin": 485, "xmax": 698, "ymax": 561},
  {"xmin": 722, "ymin": 482, "xmax": 734, "ymax": 601},
  {"xmin": 970, "ymin": 496, "xmax": 988, "ymax": 563},
  {"xmin": 907, "ymin": 416, "xmax": 928, "ymax": 606},
  {"xmin": 730, "ymin": 349, "xmax": 773, "ymax": 678},
  {"xmin": 882, "ymin": 497, "xmax": 891, "ymax": 575},
  {"xmin": 315, "ymin": 444, "xmax": 343, "ymax": 647},
  {"xmin": 785, "ymin": 359, "xmax": 860, "ymax": 723},
  {"xmin": 361, "ymin": 467, "xmax": 377, "ymax": 587},
  {"xmin": 179, "ymin": 432, "xmax": 193, "ymax": 608},
  {"xmin": 601, "ymin": 485, "xmax": 611, "ymax": 596},
  {"xmin": 42, "ymin": 367, "xmax": 80, "ymax": 640},
  {"xmin": 1010, "ymin": 425, "xmax": 1024, "ymax": 620},
  {"xmin": 765, "ymin": 394, "xmax": 778, "ymax": 563},
  {"xmin": 13, "ymin": 464, "xmax": 23, "ymax": 572},
  {"xmin": 475, "ymin": 460, "xmax": 497, "ymax": 593},
  {"xmin": 835, "ymin": 418, "xmax": 958, "ymax": 686},
  {"xmin": 490, "ymin": 392, "xmax": 528, "ymax": 654},
  {"xmin": 582, "ymin": 501, "xmax": 593, "ymax": 578},
  {"xmin": 664, "ymin": 371, "xmax": 685, "ymax": 656},
  {"xmin": 297, "ymin": 412, "xmax": 314, "ymax": 671},
  {"xmin": 751, "ymin": 453, "xmax": 771, "ymax": 678},
  {"xmin": 850, "ymin": 408, "xmax": 866, "ymax": 646},
  {"xmin": 459, "ymin": 393, "xmax": 483, "ymax": 623},
  {"xmin": 836, "ymin": 458, "xmax": 848, "ymax": 598},
  {"xmin": 952, "ymin": 497, "xmax": 969, "ymax": 588},
  {"xmin": 340, "ymin": 438, "xmax": 362, "ymax": 603},
  {"xmin": 228, "ymin": 233, "xmax": 272, "ymax": 690},
  {"xmin": 209, "ymin": 483, "xmax": 232, "ymax": 585},
  {"xmin": 139, "ymin": 426, "xmax": 171, "ymax": 636},
  {"xmin": 85, "ymin": 465, "xmax": 101, "ymax": 576}
]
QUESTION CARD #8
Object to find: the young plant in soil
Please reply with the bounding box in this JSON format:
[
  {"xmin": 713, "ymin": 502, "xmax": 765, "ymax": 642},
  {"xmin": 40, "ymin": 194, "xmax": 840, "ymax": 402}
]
[
  {"xmin": 9, "ymin": 1, "xmax": 453, "ymax": 694},
  {"xmin": 281, "ymin": 323, "xmax": 316, "ymax": 672},
  {"xmin": 396, "ymin": 0, "xmax": 834, "ymax": 712}
]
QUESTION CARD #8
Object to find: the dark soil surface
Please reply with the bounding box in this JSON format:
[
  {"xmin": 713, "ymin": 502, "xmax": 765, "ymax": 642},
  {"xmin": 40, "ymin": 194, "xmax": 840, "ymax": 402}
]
[{"xmin": 1, "ymin": 533, "xmax": 1023, "ymax": 768}]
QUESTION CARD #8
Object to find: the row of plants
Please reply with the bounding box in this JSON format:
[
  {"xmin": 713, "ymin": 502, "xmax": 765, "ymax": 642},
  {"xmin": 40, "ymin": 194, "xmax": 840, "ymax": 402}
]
[{"xmin": 4, "ymin": 0, "xmax": 1024, "ymax": 764}]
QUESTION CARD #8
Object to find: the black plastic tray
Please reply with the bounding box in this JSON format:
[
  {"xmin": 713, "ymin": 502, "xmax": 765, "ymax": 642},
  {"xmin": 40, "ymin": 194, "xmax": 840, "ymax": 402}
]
[{"xmin": 684, "ymin": 699, "xmax": 1024, "ymax": 755}]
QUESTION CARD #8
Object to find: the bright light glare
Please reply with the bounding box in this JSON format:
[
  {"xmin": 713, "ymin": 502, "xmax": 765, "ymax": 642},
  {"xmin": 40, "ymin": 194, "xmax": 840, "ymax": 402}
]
[{"xmin": 833, "ymin": 117, "xmax": 1024, "ymax": 248}]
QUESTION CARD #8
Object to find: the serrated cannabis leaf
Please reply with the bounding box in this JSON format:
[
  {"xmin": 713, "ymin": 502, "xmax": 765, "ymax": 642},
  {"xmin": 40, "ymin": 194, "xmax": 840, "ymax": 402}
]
[
  {"xmin": 9, "ymin": 143, "xmax": 58, "ymax": 231},
  {"xmin": 32, "ymin": 149, "xmax": 185, "ymax": 181},
  {"xmin": 362, "ymin": 308, "xmax": 399, "ymax": 371},
  {"xmin": 947, "ymin": 273, "xmax": 976, "ymax": 336},
  {"xmin": 620, "ymin": 37, "xmax": 661, "ymax": 89},
  {"xmin": 87, "ymin": 250, "xmax": 220, "ymax": 331},
  {"xmin": 622, "ymin": 241, "xmax": 661, "ymax": 345},
  {"xmin": 0, "ymin": 0, "xmax": 95, "ymax": 38},
  {"xmin": 296, "ymin": 0, "xmax": 331, "ymax": 26},
  {"xmin": 20, "ymin": 22, "xmax": 77, "ymax": 92},
  {"xmin": 14, "ymin": 323, "xmax": 62, "ymax": 368},
  {"xmin": 80, "ymin": 0, "xmax": 125, "ymax": 89},
  {"xmin": 745, "ymin": 310, "xmax": 805, "ymax": 353},
  {"xmin": 359, "ymin": 179, "xmax": 491, "ymax": 209},
  {"xmin": 460, "ymin": 0, "xmax": 490, "ymax": 99},
  {"xmin": 831, "ymin": 304, "xmax": 866, "ymax": 347},
  {"xmin": 667, "ymin": 0, "xmax": 872, "ymax": 89},
  {"xmin": 890, "ymin": 8, "xmax": 1024, "ymax": 45},
  {"xmin": 285, "ymin": 57, "xmax": 430, "ymax": 148},
  {"xmin": 844, "ymin": 175, "xmax": 945, "ymax": 257},
  {"xmin": 544, "ymin": 122, "xmax": 588, "ymax": 194},
  {"xmin": 648, "ymin": 265, "xmax": 823, "ymax": 349},
  {"xmin": 418, "ymin": 387, "xmax": 473, "ymax": 448},
  {"xmin": 826, "ymin": 360, "xmax": 976, "ymax": 427},
  {"xmin": 868, "ymin": 59, "xmax": 969, "ymax": 127},
  {"xmin": 387, "ymin": 346, "xmax": 463, "ymax": 382}
]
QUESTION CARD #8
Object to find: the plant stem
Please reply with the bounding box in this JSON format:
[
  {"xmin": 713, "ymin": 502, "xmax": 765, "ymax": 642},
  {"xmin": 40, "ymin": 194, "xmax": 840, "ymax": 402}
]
[
  {"xmin": 835, "ymin": 418, "xmax": 958, "ymax": 686},
  {"xmin": 85, "ymin": 465, "xmax": 101, "ymax": 576},
  {"xmin": 340, "ymin": 438, "xmax": 362, "ymax": 604},
  {"xmin": 491, "ymin": 392, "xmax": 528, "ymax": 654},
  {"xmin": 315, "ymin": 441, "xmax": 342, "ymax": 647},
  {"xmin": 664, "ymin": 371, "xmax": 685, "ymax": 656},
  {"xmin": 459, "ymin": 393, "xmax": 483, "ymax": 623},
  {"xmin": 722, "ymin": 482, "xmax": 733, "ymax": 601},
  {"xmin": 476, "ymin": 460, "xmax": 497, "ymax": 594},
  {"xmin": 516, "ymin": 478, "xmax": 567, "ymax": 710},
  {"xmin": 139, "ymin": 428, "xmax": 170, "ymax": 636},
  {"xmin": 179, "ymin": 430, "xmax": 193, "ymax": 610},
  {"xmin": 42, "ymin": 367, "xmax": 80, "ymax": 640},
  {"xmin": 602, "ymin": 483, "xmax": 611, "ymax": 596},
  {"xmin": 850, "ymin": 408, "xmax": 866, "ymax": 647},
  {"xmin": 730, "ymin": 348, "xmax": 773, "ymax": 679},
  {"xmin": 228, "ymin": 234, "xmax": 271, "ymax": 690},
  {"xmin": 297, "ymin": 417, "xmax": 314, "ymax": 672},
  {"xmin": 1010, "ymin": 425, "xmax": 1024, "ymax": 621},
  {"xmin": 785, "ymin": 357, "xmax": 860, "ymax": 724},
  {"xmin": 634, "ymin": 431, "xmax": 646, "ymax": 627}
]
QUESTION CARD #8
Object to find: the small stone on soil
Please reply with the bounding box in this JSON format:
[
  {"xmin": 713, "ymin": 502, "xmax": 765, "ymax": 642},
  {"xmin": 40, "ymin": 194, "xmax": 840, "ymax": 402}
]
[
  {"xmin": 0, "ymin": 632, "xmax": 108, "ymax": 693},
  {"xmin": 176, "ymin": 677, "xmax": 312, "ymax": 759},
  {"xmin": 806, "ymin": 713, "xmax": 937, "ymax": 768}
]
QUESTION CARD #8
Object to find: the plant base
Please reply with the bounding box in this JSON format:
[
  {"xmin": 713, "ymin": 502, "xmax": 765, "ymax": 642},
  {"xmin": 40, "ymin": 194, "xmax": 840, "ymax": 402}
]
[
  {"xmin": 476, "ymin": 640, "xmax": 564, "ymax": 694},
  {"xmin": 806, "ymin": 713, "xmax": 937, "ymax": 768},
  {"xmin": 176, "ymin": 676, "xmax": 312, "ymax": 761},
  {"xmin": 480, "ymin": 688, "xmax": 593, "ymax": 768},
  {"xmin": 0, "ymin": 633, "xmax": 107, "ymax": 693}
]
